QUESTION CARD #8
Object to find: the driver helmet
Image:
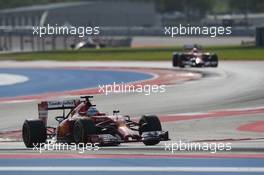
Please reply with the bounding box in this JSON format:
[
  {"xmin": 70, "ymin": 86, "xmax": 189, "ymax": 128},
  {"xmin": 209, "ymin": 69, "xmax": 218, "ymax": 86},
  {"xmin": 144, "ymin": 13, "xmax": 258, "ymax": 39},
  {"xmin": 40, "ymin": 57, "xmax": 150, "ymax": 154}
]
[
  {"xmin": 192, "ymin": 48, "xmax": 198, "ymax": 53},
  {"xmin": 86, "ymin": 107, "xmax": 99, "ymax": 116}
]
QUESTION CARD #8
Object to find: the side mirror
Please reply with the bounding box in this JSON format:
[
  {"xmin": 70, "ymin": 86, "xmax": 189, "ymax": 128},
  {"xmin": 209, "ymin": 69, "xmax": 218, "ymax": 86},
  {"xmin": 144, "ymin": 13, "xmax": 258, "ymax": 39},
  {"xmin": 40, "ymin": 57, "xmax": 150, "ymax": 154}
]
[
  {"xmin": 55, "ymin": 116, "xmax": 64, "ymax": 123},
  {"xmin": 123, "ymin": 115, "xmax": 131, "ymax": 121},
  {"xmin": 113, "ymin": 110, "xmax": 120, "ymax": 115}
]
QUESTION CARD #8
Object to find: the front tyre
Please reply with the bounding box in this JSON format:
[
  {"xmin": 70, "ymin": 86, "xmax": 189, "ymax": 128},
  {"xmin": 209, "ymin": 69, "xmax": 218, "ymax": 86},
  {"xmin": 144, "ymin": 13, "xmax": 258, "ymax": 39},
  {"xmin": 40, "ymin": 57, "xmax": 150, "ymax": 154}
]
[
  {"xmin": 210, "ymin": 54, "xmax": 218, "ymax": 67},
  {"xmin": 139, "ymin": 115, "xmax": 162, "ymax": 146},
  {"xmin": 73, "ymin": 119, "xmax": 96, "ymax": 144},
  {"xmin": 22, "ymin": 120, "xmax": 47, "ymax": 148}
]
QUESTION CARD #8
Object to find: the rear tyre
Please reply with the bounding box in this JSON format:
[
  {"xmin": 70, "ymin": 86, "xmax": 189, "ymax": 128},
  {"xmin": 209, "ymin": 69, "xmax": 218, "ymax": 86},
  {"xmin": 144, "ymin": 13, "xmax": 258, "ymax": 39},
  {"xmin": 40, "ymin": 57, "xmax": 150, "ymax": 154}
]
[
  {"xmin": 178, "ymin": 55, "xmax": 185, "ymax": 68},
  {"xmin": 172, "ymin": 53, "xmax": 179, "ymax": 67},
  {"xmin": 22, "ymin": 120, "xmax": 47, "ymax": 148},
  {"xmin": 73, "ymin": 119, "xmax": 96, "ymax": 144},
  {"xmin": 139, "ymin": 115, "xmax": 162, "ymax": 146}
]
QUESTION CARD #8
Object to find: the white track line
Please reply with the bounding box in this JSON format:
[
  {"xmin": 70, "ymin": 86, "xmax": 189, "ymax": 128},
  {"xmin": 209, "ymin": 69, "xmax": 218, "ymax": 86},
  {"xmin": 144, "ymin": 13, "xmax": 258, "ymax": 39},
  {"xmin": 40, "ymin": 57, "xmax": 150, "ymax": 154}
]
[
  {"xmin": 0, "ymin": 166, "xmax": 263, "ymax": 172},
  {"xmin": 0, "ymin": 73, "xmax": 29, "ymax": 86}
]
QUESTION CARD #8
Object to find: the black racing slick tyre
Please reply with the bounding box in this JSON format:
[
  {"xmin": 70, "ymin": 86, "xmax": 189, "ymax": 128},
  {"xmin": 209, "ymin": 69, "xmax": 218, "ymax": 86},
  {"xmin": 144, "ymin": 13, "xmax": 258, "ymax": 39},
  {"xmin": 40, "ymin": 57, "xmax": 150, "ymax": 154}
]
[
  {"xmin": 211, "ymin": 54, "xmax": 218, "ymax": 67},
  {"xmin": 22, "ymin": 120, "xmax": 47, "ymax": 148},
  {"xmin": 178, "ymin": 55, "xmax": 185, "ymax": 68},
  {"xmin": 172, "ymin": 53, "xmax": 179, "ymax": 67},
  {"xmin": 73, "ymin": 119, "xmax": 96, "ymax": 144},
  {"xmin": 173, "ymin": 53, "xmax": 185, "ymax": 68},
  {"xmin": 139, "ymin": 115, "xmax": 162, "ymax": 146}
]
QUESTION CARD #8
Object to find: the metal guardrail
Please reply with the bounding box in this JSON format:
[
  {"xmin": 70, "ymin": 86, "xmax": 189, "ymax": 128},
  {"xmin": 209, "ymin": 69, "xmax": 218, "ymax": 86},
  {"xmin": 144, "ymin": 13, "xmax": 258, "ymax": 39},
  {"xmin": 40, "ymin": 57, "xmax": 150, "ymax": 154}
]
[
  {"xmin": 0, "ymin": 26, "xmax": 258, "ymax": 52},
  {"xmin": 0, "ymin": 26, "xmax": 256, "ymax": 36},
  {"xmin": 256, "ymin": 27, "xmax": 264, "ymax": 47}
]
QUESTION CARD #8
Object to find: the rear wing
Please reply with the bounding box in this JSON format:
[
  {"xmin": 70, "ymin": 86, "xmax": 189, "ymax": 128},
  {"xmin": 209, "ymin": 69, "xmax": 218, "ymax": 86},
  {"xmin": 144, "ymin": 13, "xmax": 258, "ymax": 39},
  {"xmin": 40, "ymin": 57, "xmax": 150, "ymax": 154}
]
[
  {"xmin": 38, "ymin": 96, "xmax": 93, "ymax": 126},
  {"xmin": 183, "ymin": 44, "xmax": 202, "ymax": 51},
  {"xmin": 38, "ymin": 99, "xmax": 80, "ymax": 126},
  {"xmin": 38, "ymin": 100, "xmax": 79, "ymax": 110}
]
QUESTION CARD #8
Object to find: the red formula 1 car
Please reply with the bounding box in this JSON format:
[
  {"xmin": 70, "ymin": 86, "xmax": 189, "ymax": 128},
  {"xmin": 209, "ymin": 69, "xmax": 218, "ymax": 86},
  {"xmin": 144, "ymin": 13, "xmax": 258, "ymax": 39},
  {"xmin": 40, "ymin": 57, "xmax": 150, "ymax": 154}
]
[
  {"xmin": 172, "ymin": 45, "xmax": 218, "ymax": 68},
  {"xmin": 22, "ymin": 96, "xmax": 169, "ymax": 148}
]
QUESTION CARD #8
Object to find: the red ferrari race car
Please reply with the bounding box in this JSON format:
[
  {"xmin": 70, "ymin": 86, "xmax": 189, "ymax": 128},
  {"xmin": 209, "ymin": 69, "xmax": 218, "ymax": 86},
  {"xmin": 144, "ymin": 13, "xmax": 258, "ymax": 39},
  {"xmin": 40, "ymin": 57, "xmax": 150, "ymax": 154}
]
[
  {"xmin": 172, "ymin": 45, "xmax": 218, "ymax": 68},
  {"xmin": 22, "ymin": 96, "xmax": 169, "ymax": 148}
]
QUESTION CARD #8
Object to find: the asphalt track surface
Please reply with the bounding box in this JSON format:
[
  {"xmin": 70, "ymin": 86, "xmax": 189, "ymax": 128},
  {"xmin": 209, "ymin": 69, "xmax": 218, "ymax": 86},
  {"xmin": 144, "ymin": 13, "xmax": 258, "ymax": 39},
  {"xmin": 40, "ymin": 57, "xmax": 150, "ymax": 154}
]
[{"xmin": 0, "ymin": 61, "xmax": 264, "ymax": 174}]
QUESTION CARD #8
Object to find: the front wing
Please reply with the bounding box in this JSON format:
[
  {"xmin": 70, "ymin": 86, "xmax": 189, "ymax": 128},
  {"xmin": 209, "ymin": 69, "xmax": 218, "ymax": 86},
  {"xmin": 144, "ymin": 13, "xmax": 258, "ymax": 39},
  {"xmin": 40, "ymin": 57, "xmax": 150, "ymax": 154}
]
[{"xmin": 89, "ymin": 131, "xmax": 169, "ymax": 145}]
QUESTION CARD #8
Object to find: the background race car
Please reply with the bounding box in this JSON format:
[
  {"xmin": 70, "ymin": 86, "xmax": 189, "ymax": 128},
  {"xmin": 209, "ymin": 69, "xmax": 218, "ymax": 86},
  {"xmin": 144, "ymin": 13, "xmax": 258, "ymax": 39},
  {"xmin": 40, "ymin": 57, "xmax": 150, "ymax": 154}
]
[{"xmin": 172, "ymin": 45, "xmax": 218, "ymax": 68}]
